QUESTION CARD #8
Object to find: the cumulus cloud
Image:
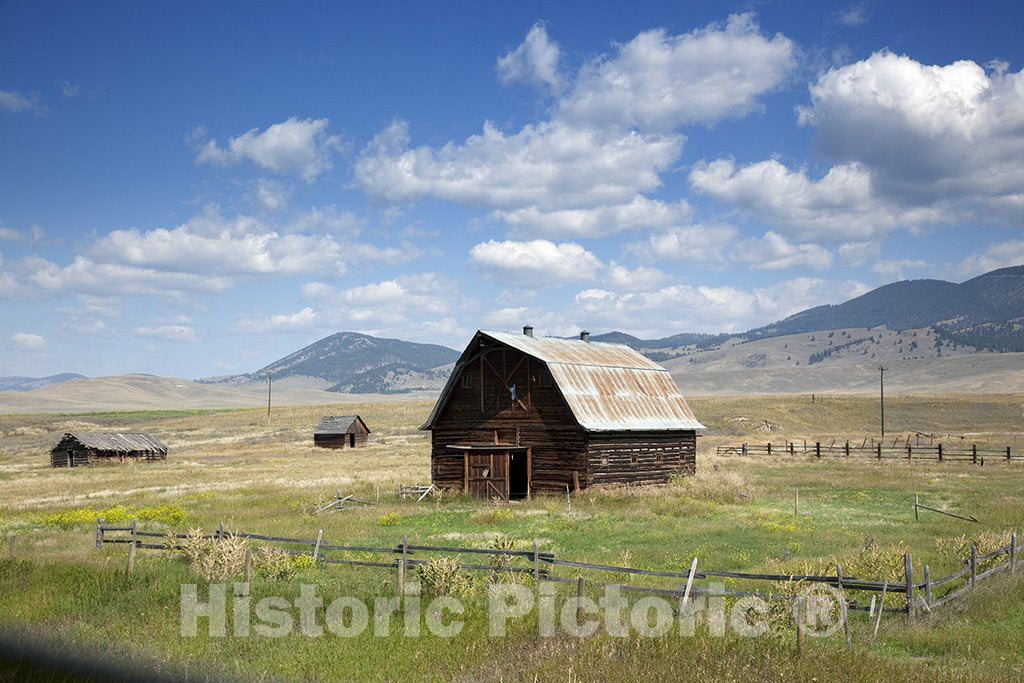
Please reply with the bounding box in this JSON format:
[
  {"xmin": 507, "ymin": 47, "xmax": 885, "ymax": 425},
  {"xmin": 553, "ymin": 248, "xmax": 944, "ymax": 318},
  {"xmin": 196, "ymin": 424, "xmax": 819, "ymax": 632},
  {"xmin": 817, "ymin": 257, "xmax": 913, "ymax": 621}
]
[
  {"xmin": 871, "ymin": 259, "xmax": 932, "ymax": 281},
  {"xmin": 355, "ymin": 15, "xmax": 797, "ymax": 239},
  {"xmin": 838, "ymin": 241, "xmax": 881, "ymax": 267},
  {"xmin": 834, "ymin": 3, "xmax": 870, "ymax": 27},
  {"xmin": 798, "ymin": 52, "xmax": 1024, "ymax": 218},
  {"xmin": 956, "ymin": 239, "xmax": 1024, "ymax": 278},
  {"xmin": 497, "ymin": 23, "xmax": 562, "ymax": 92},
  {"xmin": 732, "ymin": 231, "xmax": 833, "ymax": 270},
  {"xmin": 492, "ymin": 197, "xmax": 693, "ymax": 238},
  {"xmin": 605, "ymin": 262, "xmax": 670, "ymax": 291},
  {"xmin": 237, "ymin": 307, "xmax": 319, "ymax": 333},
  {"xmin": 628, "ymin": 223, "xmax": 738, "ymax": 265},
  {"xmin": 255, "ymin": 179, "xmax": 291, "ymax": 210},
  {"xmin": 469, "ymin": 239, "xmax": 603, "ymax": 287},
  {"xmin": 0, "ymin": 89, "xmax": 45, "ymax": 114},
  {"xmin": 574, "ymin": 277, "xmax": 869, "ymax": 334},
  {"xmin": 196, "ymin": 117, "xmax": 341, "ymax": 182},
  {"xmin": 133, "ymin": 324, "xmax": 196, "ymax": 342},
  {"xmin": 689, "ymin": 158, "xmax": 942, "ymax": 240},
  {"xmin": 356, "ymin": 120, "xmax": 681, "ymax": 213},
  {"xmin": 11, "ymin": 332, "xmax": 45, "ymax": 349},
  {"xmin": 558, "ymin": 14, "xmax": 796, "ymax": 132},
  {"xmin": 60, "ymin": 81, "xmax": 82, "ymax": 98}
]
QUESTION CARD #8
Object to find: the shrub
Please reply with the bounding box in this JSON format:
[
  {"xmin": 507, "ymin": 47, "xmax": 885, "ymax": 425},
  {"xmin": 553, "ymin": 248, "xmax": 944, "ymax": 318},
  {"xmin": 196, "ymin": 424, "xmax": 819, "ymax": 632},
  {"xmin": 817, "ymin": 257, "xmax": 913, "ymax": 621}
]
[
  {"xmin": 38, "ymin": 503, "xmax": 187, "ymax": 529},
  {"xmin": 377, "ymin": 513, "xmax": 402, "ymax": 527},
  {"xmin": 416, "ymin": 557, "xmax": 474, "ymax": 597},
  {"xmin": 178, "ymin": 528, "xmax": 249, "ymax": 581},
  {"xmin": 252, "ymin": 547, "xmax": 315, "ymax": 580}
]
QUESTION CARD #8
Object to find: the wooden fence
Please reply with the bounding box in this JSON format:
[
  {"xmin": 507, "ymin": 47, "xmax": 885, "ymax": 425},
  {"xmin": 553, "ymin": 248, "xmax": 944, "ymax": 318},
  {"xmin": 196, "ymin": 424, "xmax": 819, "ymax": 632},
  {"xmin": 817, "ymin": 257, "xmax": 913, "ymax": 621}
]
[
  {"xmin": 716, "ymin": 441, "xmax": 1022, "ymax": 465},
  {"xmin": 96, "ymin": 520, "xmax": 1020, "ymax": 624}
]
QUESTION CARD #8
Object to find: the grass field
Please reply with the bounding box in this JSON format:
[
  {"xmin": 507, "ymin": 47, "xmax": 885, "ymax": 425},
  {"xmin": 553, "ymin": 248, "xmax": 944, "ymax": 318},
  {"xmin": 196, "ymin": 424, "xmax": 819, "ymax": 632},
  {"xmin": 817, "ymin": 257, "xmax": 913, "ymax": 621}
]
[{"xmin": 1, "ymin": 394, "xmax": 1024, "ymax": 680}]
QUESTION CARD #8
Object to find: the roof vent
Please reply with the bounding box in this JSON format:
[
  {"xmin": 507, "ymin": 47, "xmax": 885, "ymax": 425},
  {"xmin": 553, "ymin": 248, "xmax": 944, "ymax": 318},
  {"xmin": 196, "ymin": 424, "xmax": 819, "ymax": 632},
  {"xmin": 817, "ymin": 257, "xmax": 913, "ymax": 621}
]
[
  {"xmin": 580, "ymin": 330, "xmax": 590, "ymax": 342},
  {"xmin": 523, "ymin": 324, "xmax": 534, "ymax": 337}
]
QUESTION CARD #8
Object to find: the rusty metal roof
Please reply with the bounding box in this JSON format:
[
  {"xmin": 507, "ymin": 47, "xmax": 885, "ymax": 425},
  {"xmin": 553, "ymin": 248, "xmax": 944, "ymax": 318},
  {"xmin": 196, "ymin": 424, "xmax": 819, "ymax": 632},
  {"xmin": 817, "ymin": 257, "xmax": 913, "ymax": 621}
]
[
  {"xmin": 313, "ymin": 415, "xmax": 370, "ymax": 435},
  {"xmin": 56, "ymin": 432, "xmax": 168, "ymax": 453},
  {"xmin": 422, "ymin": 330, "xmax": 704, "ymax": 432}
]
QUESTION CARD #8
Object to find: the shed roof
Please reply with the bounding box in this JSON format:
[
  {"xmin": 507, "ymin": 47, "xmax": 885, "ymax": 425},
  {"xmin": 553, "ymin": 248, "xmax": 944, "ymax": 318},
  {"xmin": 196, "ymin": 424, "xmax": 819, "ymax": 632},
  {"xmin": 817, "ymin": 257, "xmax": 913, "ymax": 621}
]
[
  {"xmin": 57, "ymin": 432, "xmax": 167, "ymax": 453},
  {"xmin": 422, "ymin": 330, "xmax": 705, "ymax": 432},
  {"xmin": 314, "ymin": 415, "xmax": 370, "ymax": 435}
]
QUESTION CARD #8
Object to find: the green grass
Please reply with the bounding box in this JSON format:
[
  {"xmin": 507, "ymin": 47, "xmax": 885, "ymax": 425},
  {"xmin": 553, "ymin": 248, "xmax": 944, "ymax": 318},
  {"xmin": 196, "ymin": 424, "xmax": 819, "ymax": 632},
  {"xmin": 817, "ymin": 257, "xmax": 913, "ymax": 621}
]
[{"xmin": 1, "ymin": 395, "xmax": 1024, "ymax": 680}]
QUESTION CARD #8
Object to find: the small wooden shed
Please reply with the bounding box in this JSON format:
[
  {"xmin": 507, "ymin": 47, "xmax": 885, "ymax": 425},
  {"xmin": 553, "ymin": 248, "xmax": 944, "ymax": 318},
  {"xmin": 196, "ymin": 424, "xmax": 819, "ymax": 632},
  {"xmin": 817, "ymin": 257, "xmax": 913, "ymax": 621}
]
[
  {"xmin": 50, "ymin": 432, "xmax": 168, "ymax": 468},
  {"xmin": 421, "ymin": 327, "xmax": 704, "ymax": 500},
  {"xmin": 313, "ymin": 415, "xmax": 371, "ymax": 449}
]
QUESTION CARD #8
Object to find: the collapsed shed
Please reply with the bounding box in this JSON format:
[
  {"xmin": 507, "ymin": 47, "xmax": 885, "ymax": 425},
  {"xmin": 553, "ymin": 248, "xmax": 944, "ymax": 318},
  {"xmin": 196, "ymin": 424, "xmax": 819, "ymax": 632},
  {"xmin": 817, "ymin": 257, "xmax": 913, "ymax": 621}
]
[
  {"xmin": 313, "ymin": 415, "xmax": 371, "ymax": 449},
  {"xmin": 50, "ymin": 432, "xmax": 168, "ymax": 468},
  {"xmin": 421, "ymin": 327, "xmax": 705, "ymax": 500}
]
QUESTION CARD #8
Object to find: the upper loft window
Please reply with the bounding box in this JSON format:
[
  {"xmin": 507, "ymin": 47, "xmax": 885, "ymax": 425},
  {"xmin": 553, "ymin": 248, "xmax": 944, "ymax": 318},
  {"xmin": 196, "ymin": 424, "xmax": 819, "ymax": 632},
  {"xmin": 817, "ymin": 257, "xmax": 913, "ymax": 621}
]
[{"xmin": 461, "ymin": 373, "xmax": 473, "ymax": 389}]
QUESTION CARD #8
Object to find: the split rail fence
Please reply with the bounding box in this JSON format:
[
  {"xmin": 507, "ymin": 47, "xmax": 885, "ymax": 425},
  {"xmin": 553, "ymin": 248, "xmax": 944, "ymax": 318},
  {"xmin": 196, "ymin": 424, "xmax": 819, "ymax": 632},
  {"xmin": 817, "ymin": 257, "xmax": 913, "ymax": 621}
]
[
  {"xmin": 96, "ymin": 520, "xmax": 1020, "ymax": 626},
  {"xmin": 717, "ymin": 441, "xmax": 1022, "ymax": 465}
]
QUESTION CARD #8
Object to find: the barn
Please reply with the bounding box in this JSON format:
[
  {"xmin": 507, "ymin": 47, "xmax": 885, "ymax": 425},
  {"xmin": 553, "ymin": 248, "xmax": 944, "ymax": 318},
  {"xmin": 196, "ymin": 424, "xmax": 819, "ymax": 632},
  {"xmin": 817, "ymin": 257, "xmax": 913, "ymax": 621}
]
[
  {"xmin": 313, "ymin": 415, "xmax": 371, "ymax": 449},
  {"xmin": 421, "ymin": 327, "xmax": 704, "ymax": 500},
  {"xmin": 50, "ymin": 432, "xmax": 168, "ymax": 468}
]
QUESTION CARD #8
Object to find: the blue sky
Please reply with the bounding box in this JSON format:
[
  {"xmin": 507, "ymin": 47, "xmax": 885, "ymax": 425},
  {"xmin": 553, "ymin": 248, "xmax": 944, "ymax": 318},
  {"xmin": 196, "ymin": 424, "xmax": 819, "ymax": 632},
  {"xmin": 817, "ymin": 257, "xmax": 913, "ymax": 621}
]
[{"xmin": 2, "ymin": 1, "xmax": 1023, "ymax": 378}]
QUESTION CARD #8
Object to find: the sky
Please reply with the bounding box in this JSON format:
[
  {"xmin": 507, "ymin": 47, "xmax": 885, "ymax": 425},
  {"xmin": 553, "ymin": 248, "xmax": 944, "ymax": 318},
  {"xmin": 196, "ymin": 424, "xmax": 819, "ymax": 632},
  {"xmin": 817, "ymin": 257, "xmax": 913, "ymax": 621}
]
[{"xmin": 1, "ymin": 1, "xmax": 1023, "ymax": 378}]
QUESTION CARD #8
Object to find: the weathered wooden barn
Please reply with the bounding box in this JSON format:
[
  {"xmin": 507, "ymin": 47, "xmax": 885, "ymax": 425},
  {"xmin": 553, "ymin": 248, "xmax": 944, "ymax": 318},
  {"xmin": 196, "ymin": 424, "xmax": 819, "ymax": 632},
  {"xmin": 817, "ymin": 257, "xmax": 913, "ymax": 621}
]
[
  {"xmin": 421, "ymin": 327, "xmax": 704, "ymax": 500},
  {"xmin": 50, "ymin": 432, "xmax": 168, "ymax": 468},
  {"xmin": 313, "ymin": 415, "xmax": 371, "ymax": 449}
]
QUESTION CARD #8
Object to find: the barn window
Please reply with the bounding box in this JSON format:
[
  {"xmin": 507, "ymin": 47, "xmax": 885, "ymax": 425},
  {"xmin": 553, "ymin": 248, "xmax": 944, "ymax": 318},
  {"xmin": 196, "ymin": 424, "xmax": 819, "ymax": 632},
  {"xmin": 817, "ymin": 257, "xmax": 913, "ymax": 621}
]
[
  {"xmin": 601, "ymin": 456, "xmax": 608, "ymax": 467},
  {"xmin": 656, "ymin": 453, "xmax": 663, "ymax": 463},
  {"xmin": 630, "ymin": 454, "xmax": 638, "ymax": 465},
  {"xmin": 461, "ymin": 374, "xmax": 473, "ymax": 388},
  {"xmin": 537, "ymin": 372, "xmax": 551, "ymax": 388}
]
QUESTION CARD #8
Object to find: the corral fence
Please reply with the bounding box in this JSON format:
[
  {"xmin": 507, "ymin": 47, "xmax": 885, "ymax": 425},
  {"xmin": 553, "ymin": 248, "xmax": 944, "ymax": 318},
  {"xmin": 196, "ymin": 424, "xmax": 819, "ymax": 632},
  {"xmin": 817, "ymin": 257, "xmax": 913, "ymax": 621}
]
[
  {"xmin": 717, "ymin": 441, "xmax": 1022, "ymax": 465},
  {"xmin": 96, "ymin": 519, "xmax": 1021, "ymax": 629}
]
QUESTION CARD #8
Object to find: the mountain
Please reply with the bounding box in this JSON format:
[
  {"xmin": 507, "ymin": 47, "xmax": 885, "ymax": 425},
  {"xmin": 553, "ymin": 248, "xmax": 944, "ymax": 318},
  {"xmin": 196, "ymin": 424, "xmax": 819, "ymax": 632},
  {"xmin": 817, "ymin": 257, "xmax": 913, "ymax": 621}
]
[
  {"xmin": 0, "ymin": 373, "xmax": 86, "ymax": 392},
  {"xmin": 590, "ymin": 266, "xmax": 1024, "ymax": 358},
  {"xmin": 199, "ymin": 332, "xmax": 460, "ymax": 394}
]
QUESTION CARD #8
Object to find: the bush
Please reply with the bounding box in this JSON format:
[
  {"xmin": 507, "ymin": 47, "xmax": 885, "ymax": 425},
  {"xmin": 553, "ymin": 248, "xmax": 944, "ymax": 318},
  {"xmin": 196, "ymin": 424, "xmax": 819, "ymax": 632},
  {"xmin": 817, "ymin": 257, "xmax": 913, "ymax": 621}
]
[
  {"xmin": 377, "ymin": 513, "xmax": 402, "ymax": 527},
  {"xmin": 416, "ymin": 557, "xmax": 474, "ymax": 597},
  {"xmin": 38, "ymin": 503, "xmax": 187, "ymax": 529},
  {"xmin": 178, "ymin": 528, "xmax": 249, "ymax": 582},
  {"xmin": 251, "ymin": 547, "xmax": 316, "ymax": 580}
]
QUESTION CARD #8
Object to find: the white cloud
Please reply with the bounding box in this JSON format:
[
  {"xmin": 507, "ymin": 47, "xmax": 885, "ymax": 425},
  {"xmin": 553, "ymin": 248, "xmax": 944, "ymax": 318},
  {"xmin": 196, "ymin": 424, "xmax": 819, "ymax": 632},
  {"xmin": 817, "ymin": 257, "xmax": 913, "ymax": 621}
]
[
  {"xmin": 732, "ymin": 231, "xmax": 833, "ymax": 271},
  {"xmin": 871, "ymin": 259, "xmax": 932, "ymax": 280},
  {"xmin": 689, "ymin": 158, "xmax": 942, "ymax": 240},
  {"xmin": 11, "ymin": 332, "xmax": 45, "ymax": 349},
  {"xmin": 797, "ymin": 52, "xmax": 1024, "ymax": 218},
  {"xmin": 469, "ymin": 239, "xmax": 602, "ymax": 287},
  {"xmin": 0, "ymin": 89, "xmax": 45, "ymax": 114},
  {"xmin": 301, "ymin": 282, "xmax": 336, "ymax": 299},
  {"xmin": 356, "ymin": 120, "xmax": 681, "ymax": 213},
  {"xmin": 574, "ymin": 277, "xmax": 869, "ymax": 334},
  {"xmin": 557, "ymin": 13, "xmax": 796, "ymax": 132},
  {"xmin": 834, "ymin": 3, "xmax": 869, "ymax": 27},
  {"xmin": 606, "ymin": 262, "xmax": 670, "ymax": 291},
  {"xmin": 286, "ymin": 206, "xmax": 366, "ymax": 235},
  {"xmin": 237, "ymin": 307, "xmax": 319, "ymax": 333},
  {"xmin": 492, "ymin": 196, "xmax": 692, "ymax": 238},
  {"xmin": 60, "ymin": 81, "xmax": 81, "ymax": 98},
  {"xmin": 196, "ymin": 117, "xmax": 341, "ymax": 182},
  {"xmin": 22, "ymin": 255, "xmax": 234, "ymax": 297},
  {"xmin": 628, "ymin": 223, "xmax": 738, "ymax": 265},
  {"xmin": 497, "ymin": 23, "xmax": 562, "ymax": 92},
  {"xmin": 133, "ymin": 325, "xmax": 196, "ymax": 342},
  {"xmin": 255, "ymin": 179, "xmax": 291, "ymax": 210},
  {"xmin": 956, "ymin": 239, "xmax": 1024, "ymax": 278},
  {"xmin": 838, "ymin": 241, "xmax": 881, "ymax": 267}
]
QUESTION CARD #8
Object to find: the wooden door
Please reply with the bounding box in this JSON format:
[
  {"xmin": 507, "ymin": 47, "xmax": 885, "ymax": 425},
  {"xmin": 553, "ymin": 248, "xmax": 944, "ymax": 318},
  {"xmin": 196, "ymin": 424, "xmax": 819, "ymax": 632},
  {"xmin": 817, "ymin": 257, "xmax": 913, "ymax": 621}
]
[{"xmin": 465, "ymin": 451, "xmax": 509, "ymax": 500}]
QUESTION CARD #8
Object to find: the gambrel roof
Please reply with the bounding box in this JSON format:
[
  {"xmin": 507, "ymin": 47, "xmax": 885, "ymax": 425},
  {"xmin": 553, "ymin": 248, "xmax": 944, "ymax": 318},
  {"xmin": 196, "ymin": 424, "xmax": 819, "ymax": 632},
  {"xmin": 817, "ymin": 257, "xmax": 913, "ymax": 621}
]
[{"xmin": 422, "ymin": 330, "xmax": 705, "ymax": 432}]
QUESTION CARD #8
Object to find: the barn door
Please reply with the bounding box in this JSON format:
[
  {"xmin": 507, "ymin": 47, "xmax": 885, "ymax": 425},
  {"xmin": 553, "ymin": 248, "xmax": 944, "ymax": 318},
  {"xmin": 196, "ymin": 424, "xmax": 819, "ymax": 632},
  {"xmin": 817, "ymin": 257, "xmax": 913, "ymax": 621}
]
[{"xmin": 465, "ymin": 451, "xmax": 509, "ymax": 501}]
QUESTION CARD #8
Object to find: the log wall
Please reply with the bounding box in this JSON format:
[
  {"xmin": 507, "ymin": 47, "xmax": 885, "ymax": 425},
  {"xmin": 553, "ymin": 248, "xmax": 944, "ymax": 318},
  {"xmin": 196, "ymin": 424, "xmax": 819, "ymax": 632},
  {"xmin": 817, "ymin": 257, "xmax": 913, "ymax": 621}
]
[{"xmin": 585, "ymin": 431, "xmax": 697, "ymax": 486}]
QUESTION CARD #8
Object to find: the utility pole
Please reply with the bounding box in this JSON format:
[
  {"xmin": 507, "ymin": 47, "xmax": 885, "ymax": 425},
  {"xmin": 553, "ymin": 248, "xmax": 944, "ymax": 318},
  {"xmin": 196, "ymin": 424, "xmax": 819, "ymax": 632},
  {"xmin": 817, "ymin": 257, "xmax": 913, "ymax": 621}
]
[
  {"xmin": 879, "ymin": 366, "xmax": 886, "ymax": 440},
  {"xmin": 267, "ymin": 372, "xmax": 272, "ymax": 426}
]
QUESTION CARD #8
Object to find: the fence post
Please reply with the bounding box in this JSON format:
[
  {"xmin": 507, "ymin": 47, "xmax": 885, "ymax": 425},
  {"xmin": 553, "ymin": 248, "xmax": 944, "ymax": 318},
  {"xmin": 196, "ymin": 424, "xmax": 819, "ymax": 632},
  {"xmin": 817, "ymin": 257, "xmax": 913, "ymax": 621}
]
[
  {"xmin": 794, "ymin": 596, "xmax": 805, "ymax": 655},
  {"xmin": 1011, "ymin": 533, "xmax": 1017, "ymax": 573},
  {"xmin": 767, "ymin": 443, "xmax": 772, "ymax": 456},
  {"xmin": 836, "ymin": 563, "xmax": 851, "ymax": 649},
  {"xmin": 1008, "ymin": 446, "xmax": 1012, "ymax": 462},
  {"xmin": 126, "ymin": 520, "xmax": 138, "ymax": 576},
  {"xmin": 914, "ymin": 494, "xmax": 919, "ymax": 521},
  {"xmin": 815, "ymin": 442, "xmax": 821, "ymax": 459},
  {"xmin": 742, "ymin": 443, "xmax": 747, "ymax": 456},
  {"xmin": 242, "ymin": 548, "xmax": 252, "ymax": 596},
  {"xmin": 907, "ymin": 444, "xmax": 912, "ymax": 461},
  {"xmin": 95, "ymin": 517, "xmax": 105, "ymax": 549},
  {"xmin": 970, "ymin": 544, "xmax": 977, "ymax": 588},
  {"xmin": 576, "ymin": 576, "xmax": 585, "ymax": 626},
  {"xmin": 845, "ymin": 441, "xmax": 850, "ymax": 457},
  {"xmin": 789, "ymin": 442, "xmax": 794, "ymax": 456},
  {"xmin": 397, "ymin": 535, "xmax": 407, "ymax": 598},
  {"xmin": 533, "ymin": 540, "xmax": 540, "ymax": 581},
  {"xmin": 938, "ymin": 444, "xmax": 943, "ymax": 462},
  {"xmin": 972, "ymin": 444, "xmax": 977, "ymax": 465},
  {"xmin": 877, "ymin": 443, "xmax": 882, "ymax": 460},
  {"xmin": 923, "ymin": 565, "xmax": 932, "ymax": 607},
  {"xmin": 7, "ymin": 534, "xmax": 14, "ymax": 558},
  {"xmin": 313, "ymin": 529, "xmax": 323, "ymax": 563},
  {"xmin": 217, "ymin": 522, "xmax": 225, "ymax": 540},
  {"xmin": 904, "ymin": 553, "xmax": 915, "ymax": 622}
]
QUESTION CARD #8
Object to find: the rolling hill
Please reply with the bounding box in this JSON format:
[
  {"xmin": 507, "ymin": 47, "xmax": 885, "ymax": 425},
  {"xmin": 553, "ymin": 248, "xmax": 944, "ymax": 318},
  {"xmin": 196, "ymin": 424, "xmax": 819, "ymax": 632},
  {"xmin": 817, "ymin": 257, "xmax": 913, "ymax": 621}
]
[{"xmin": 0, "ymin": 373, "xmax": 86, "ymax": 392}]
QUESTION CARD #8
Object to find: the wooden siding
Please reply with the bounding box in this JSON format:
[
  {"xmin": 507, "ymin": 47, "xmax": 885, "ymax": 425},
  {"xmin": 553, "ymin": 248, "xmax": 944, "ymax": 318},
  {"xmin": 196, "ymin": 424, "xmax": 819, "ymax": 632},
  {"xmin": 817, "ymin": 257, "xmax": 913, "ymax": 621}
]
[
  {"xmin": 430, "ymin": 343, "xmax": 588, "ymax": 496},
  {"xmin": 314, "ymin": 433, "xmax": 370, "ymax": 449},
  {"xmin": 585, "ymin": 431, "xmax": 696, "ymax": 486}
]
